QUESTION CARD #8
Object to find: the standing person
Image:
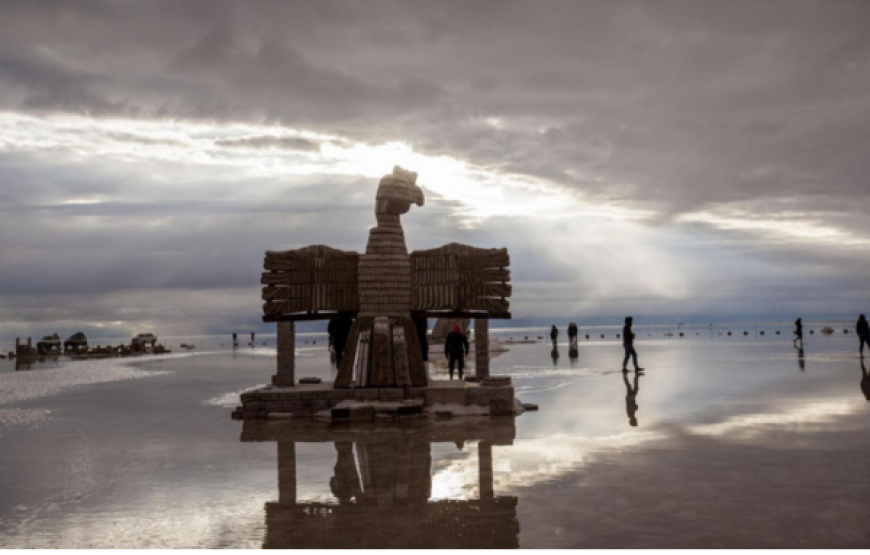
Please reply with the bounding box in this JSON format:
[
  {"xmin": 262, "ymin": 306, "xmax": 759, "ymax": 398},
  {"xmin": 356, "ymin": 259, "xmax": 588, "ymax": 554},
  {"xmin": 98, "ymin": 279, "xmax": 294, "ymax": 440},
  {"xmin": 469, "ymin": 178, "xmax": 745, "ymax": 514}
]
[
  {"xmin": 568, "ymin": 323, "xmax": 578, "ymax": 347},
  {"xmin": 328, "ymin": 317, "xmax": 354, "ymax": 368},
  {"xmin": 793, "ymin": 318, "xmax": 803, "ymax": 347},
  {"xmin": 550, "ymin": 325, "xmax": 559, "ymax": 347},
  {"xmin": 444, "ymin": 324, "xmax": 469, "ymax": 380},
  {"xmin": 622, "ymin": 316, "xmax": 644, "ymax": 372},
  {"xmin": 251, "ymin": 331, "xmax": 255, "ymax": 347},
  {"xmin": 857, "ymin": 314, "xmax": 869, "ymax": 358},
  {"xmin": 232, "ymin": 332, "xmax": 238, "ymax": 348}
]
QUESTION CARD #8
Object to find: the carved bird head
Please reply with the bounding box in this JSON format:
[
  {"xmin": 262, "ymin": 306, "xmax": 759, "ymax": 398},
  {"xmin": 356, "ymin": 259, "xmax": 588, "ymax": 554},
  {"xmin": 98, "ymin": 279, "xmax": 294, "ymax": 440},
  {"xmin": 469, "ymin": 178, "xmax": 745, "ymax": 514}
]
[{"xmin": 375, "ymin": 166, "xmax": 425, "ymax": 217}]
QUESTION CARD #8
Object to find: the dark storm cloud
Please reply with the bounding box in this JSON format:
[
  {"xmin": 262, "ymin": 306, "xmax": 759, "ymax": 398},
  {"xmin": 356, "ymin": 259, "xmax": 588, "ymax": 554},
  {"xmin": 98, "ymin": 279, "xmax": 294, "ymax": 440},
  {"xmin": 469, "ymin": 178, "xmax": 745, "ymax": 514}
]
[
  {"xmin": 0, "ymin": 0, "xmax": 869, "ymax": 338},
  {"xmin": 1, "ymin": 0, "xmax": 868, "ymax": 215},
  {"xmin": 213, "ymin": 136, "xmax": 320, "ymax": 151}
]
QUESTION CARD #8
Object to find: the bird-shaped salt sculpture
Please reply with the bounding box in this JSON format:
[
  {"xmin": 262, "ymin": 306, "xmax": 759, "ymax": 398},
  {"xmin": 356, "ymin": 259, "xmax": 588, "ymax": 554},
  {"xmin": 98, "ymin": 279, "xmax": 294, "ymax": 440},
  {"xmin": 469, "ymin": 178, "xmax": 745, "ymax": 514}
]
[{"xmin": 260, "ymin": 167, "xmax": 512, "ymax": 388}]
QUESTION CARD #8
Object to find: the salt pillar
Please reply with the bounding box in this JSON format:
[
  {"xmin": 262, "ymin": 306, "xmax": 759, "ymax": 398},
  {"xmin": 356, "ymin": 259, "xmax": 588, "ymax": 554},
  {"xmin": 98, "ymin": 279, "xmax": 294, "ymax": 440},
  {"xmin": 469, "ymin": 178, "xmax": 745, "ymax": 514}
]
[
  {"xmin": 479, "ymin": 441, "xmax": 494, "ymax": 499},
  {"xmin": 273, "ymin": 321, "xmax": 295, "ymax": 387},
  {"xmin": 278, "ymin": 441, "xmax": 297, "ymax": 505},
  {"xmin": 475, "ymin": 319, "xmax": 490, "ymax": 379}
]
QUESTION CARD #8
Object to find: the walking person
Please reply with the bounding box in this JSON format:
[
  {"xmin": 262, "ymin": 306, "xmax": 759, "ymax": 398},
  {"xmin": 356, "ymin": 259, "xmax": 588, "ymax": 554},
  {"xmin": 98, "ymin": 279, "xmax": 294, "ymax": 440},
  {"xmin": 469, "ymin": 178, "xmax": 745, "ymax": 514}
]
[
  {"xmin": 622, "ymin": 316, "xmax": 644, "ymax": 372},
  {"xmin": 857, "ymin": 314, "xmax": 869, "ymax": 358},
  {"xmin": 444, "ymin": 324, "xmax": 469, "ymax": 380},
  {"xmin": 568, "ymin": 322, "xmax": 578, "ymax": 347},
  {"xmin": 550, "ymin": 325, "xmax": 559, "ymax": 348},
  {"xmin": 793, "ymin": 318, "xmax": 803, "ymax": 347}
]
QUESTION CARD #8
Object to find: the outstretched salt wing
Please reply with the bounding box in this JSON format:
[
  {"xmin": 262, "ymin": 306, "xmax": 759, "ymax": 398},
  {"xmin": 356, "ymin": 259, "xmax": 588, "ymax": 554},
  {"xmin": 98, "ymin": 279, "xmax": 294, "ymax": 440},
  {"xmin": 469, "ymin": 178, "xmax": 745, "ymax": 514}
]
[
  {"xmin": 261, "ymin": 245, "xmax": 360, "ymax": 321},
  {"xmin": 410, "ymin": 242, "xmax": 512, "ymax": 317}
]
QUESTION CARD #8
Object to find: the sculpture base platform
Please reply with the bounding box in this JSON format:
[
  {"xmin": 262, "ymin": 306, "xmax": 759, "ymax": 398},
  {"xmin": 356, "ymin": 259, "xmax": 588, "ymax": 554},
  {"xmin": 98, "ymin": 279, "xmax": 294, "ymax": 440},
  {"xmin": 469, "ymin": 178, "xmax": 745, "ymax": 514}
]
[{"xmin": 233, "ymin": 378, "xmax": 526, "ymax": 422}]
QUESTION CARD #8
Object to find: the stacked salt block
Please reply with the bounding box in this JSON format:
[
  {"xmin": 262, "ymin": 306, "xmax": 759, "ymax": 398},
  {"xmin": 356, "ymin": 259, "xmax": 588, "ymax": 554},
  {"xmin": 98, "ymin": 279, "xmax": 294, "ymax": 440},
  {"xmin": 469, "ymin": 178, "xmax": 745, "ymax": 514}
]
[
  {"xmin": 475, "ymin": 318, "xmax": 490, "ymax": 379},
  {"xmin": 261, "ymin": 245, "xmax": 359, "ymax": 319},
  {"xmin": 410, "ymin": 243, "xmax": 511, "ymax": 314},
  {"xmin": 273, "ymin": 322, "xmax": 295, "ymax": 387}
]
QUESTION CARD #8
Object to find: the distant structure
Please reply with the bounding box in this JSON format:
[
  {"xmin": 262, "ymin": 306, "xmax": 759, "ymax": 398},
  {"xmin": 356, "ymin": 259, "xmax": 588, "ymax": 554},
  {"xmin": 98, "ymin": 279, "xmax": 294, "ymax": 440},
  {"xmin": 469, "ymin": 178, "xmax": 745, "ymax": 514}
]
[
  {"xmin": 260, "ymin": 167, "xmax": 512, "ymax": 389},
  {"xmin": 64, "ymin": 332, "xmax": 89, "ymax": 353}
]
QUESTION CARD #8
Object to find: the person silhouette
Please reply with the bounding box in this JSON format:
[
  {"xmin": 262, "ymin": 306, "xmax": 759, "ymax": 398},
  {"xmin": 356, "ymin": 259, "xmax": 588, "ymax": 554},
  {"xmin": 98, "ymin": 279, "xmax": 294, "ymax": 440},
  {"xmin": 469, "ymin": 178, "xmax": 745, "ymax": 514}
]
[
  {"xmin": 444, "ymin": 324, "xmax": 469, "ymax": 380},
  {"xmin": 232, "ymin": 332, "xmax": 238, "ymax": 348},
  {"xmin": 623, "ymin": 370, "xmax": 641, "ymax": 427},
  {"xmin": 327, "ymin": 317, "xmax": 354, "ymax": 368},
  {"xmin": 856, "ymin": 314, "xmax": 869, "ymax": 358},
  {"xmin": 550, "ymin": 325, "xmax": 558, "ymax": 348},
  {"xmin": 568, "ymin": 344, "xmax": 578, "ymax": 364},
  {"xmin": 622, "ymin": 316, "xmax": 644, "ymax": 372},
  {"xmin": 568, "ymin": 322, "xmax": 578, "ymax": 347},
  {"xmin": 550, "ymin": 345, "xmax": 559, "ymax": 365},
  {"xmin": 796, "ymin": 344, "xmax": 805, "ymax": 372},
  {"xmin": 793, "ymin": 318, "xmax": 803, "ymax": 347}
]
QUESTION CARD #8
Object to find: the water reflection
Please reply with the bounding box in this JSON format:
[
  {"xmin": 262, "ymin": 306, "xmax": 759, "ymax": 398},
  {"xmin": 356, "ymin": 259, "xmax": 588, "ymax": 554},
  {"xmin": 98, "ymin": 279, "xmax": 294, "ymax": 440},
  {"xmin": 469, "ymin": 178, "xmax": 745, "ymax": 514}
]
[
  {"xmin": 860, "ymin": 360, "xmax": 869, "ymax": 401},
  {"xmin": 242, "ymin": 419, "xmax": 520, "ymax": 549},
  {"xmin": 550, "ymin": 346, "xmax": 559, "ymax": 366},
  {"xmin": 15, "ymin": 356, "xmax": 62, "ymax": 371},
  {"xmin": 795, "ymin": 345, "xmax": 805, "ymax": 372},
  {"xmin": 623, "ymin": 371, "xmax": 642, "ymax": 427},
  {"xmin": 568, "ymin": 345, "xmax": 578, "ymax": 365}
]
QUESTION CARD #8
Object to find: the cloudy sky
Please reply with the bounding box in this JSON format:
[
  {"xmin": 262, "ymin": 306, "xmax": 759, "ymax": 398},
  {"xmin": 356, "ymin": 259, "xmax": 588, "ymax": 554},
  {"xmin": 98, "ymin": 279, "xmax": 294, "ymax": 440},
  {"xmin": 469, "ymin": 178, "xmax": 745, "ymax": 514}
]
[{"xmin": 1, "ymin": 0, "xmax": 869, "ymax": 341}]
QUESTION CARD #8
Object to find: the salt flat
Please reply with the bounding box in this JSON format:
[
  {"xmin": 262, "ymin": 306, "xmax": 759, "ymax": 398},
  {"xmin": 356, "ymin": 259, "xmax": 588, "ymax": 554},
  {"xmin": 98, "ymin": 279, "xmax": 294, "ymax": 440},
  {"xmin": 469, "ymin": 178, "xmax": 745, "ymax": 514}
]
[{"xmin": 0, "ymin": 327, "xmax": 867, "ymax": 548}]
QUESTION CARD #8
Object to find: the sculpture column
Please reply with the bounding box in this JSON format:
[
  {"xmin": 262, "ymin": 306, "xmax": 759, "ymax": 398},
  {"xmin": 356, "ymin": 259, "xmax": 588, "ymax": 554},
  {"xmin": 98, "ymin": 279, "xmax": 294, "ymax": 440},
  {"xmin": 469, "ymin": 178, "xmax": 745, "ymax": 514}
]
[
  {"xmin": 479, "ymin": 441, "xmax": 494, "ymax": 499},
  {"xmin": 278, "ymin": 441, "xmax": 297, "ymax": 505},
  {"xmin": 475, "ymin": 319, "xmax": 490, "ymax": 379},
  {"xmin": 273, "ymin": 321, "xmax": 295, "ymax": 387}
]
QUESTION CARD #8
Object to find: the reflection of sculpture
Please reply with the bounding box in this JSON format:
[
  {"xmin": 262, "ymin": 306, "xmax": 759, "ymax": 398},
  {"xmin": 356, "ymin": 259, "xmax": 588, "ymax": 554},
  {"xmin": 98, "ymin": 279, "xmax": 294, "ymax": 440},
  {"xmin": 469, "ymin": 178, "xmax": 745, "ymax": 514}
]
[
  {"xmin": 261, "ymin": 167, "xmax": 512, "ymax": 388},
  {"xmin": 243, "ymin": 420, "xmax": 520, "ymax": 549}
]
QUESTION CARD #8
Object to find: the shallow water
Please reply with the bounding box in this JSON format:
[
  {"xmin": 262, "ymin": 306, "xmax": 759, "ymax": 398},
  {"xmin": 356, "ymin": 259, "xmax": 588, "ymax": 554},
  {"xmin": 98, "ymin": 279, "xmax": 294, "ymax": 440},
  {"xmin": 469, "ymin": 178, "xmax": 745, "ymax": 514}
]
[{"xmin": 0, "ymin": 329, "xmax": 868, "ymax": 548}]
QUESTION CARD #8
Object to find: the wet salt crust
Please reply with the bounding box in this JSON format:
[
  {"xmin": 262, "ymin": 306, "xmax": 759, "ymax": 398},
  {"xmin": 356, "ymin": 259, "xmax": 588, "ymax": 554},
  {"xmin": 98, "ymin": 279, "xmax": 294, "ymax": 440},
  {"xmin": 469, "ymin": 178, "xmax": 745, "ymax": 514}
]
[{"xmin": 0, "ymin": 329, "xmax": 867, "ymax": 548}]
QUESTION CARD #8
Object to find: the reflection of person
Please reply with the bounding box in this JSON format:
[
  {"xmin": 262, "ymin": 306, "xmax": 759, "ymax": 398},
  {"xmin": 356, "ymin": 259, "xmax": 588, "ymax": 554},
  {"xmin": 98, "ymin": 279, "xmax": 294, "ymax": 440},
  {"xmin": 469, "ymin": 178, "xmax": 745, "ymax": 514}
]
[
  {"xmin": 568, "ymin": 323, "xmax": 578, "ymax": 347},
  {"xmin": 251, "ymin": 331, "xmax": 256, "ymax": 347},
  {"xmin": 860, "ymin": 360, "xmax": 870, "ymax": 401},
  {"xmin": 550, "ymin": 346, "xmax": 559, "ymax": 365},
  {"xmin": 330, "ymin": 442, "xmax": 362, "ymax": 504},
  {"xmin": 796, "ymin": 345, "xmax": 805, "ymax": 371},
  {"xmin": 550, "ymin": 325, "xmax": 558, "ymax": 347},
  {"xmin": 857, "ymin": 314, "xmax": 869, "ymax": 358},
  {"xmin": 232, "ymin": 332, "xmax": 238, "ymax": 348},
  {"xmin": 623, "ymin": 370, "xmax": 641, "ymax": 427},
  {"xmin": 444, "ymin": 325, "xmax": 469, "ymax": 380},
  {"xmin": 569, "ymin": 345, "xmax": 578, "ymax": 363},
  {"xmin": 793, "ymin": 318, "xmax": 803, "ymax": 346},
  {"xmin": 622, "ymin": 316, "xmax": 644, "ymax": 372}
]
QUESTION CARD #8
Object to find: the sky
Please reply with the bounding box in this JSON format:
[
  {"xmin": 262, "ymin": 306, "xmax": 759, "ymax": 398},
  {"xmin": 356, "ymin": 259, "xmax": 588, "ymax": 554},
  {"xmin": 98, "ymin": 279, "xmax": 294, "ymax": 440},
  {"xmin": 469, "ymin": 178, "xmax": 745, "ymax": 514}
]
[{"xmin": 1, "ymin": 0, "xmax": 869, "ymax": 341}]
